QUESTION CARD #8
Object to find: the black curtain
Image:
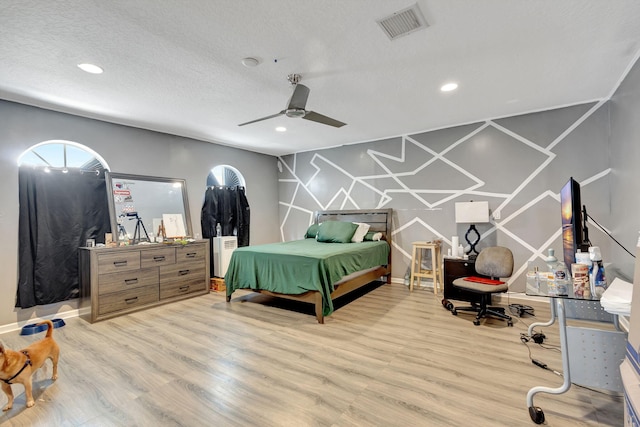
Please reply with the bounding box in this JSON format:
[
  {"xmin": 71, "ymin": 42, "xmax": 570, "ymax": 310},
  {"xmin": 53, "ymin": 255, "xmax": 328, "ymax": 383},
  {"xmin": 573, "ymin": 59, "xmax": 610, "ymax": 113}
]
[
  {"xmin": 17, "ymin": 167, "xmax": 111, "ymax": 308},
  {"xmin": 201, "ymin": 186, "xmax": 250, "ymax": 277}
]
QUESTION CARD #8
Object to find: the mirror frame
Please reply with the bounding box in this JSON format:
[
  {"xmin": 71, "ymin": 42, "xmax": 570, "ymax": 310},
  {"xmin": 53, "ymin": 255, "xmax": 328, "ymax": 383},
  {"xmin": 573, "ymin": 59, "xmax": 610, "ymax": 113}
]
[{"xmin": 105, "ymin": 172, "xmax": 193, "ymax": 241}]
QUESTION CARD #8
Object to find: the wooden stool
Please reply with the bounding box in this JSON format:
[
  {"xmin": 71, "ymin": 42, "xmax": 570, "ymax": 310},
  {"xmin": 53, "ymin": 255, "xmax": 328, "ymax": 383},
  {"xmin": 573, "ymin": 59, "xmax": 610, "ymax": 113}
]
[{"xmin": 410, "ymin": 241, "xmax": 442, "ymax": 294}]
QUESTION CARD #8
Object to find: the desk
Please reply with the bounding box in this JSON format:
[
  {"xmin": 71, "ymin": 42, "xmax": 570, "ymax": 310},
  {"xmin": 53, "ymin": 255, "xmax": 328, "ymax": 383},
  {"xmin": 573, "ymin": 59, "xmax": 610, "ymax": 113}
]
[
  {"xmin": 525, "ymin": 281, "xmax": 627, "ymax": 424},
  {"xmin": 410, "ymin": 242, "xmax": 441, "ymax": 294}
]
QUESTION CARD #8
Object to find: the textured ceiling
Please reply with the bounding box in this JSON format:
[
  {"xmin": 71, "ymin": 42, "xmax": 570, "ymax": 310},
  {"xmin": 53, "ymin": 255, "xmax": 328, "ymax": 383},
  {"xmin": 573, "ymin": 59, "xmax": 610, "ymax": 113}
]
[{"xmin": 1, "ymin": 1, "xmax": 640, "ymax": 156}]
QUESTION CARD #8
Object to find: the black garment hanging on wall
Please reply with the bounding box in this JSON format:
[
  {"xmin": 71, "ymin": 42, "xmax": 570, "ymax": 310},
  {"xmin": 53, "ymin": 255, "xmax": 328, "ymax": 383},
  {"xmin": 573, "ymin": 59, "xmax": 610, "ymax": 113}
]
[
  {"xmin": 234, "ymin": 187, "xmax": 250, "ymax": 247},
  {"xmin": 201, "ymin": 186, "xmax": 250, "ymax": 245},
  {"xmin": 201, "ymin": 186, "xmax": 250, "ymax": 276},
  {"xmin": 16, "ymin": 167, "xmax": 111, "ymax": 308}
]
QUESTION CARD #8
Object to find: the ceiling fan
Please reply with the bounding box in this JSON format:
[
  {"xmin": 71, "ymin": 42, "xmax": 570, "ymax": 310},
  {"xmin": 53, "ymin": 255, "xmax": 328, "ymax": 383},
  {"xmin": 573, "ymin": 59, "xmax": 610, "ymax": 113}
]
[{"xmin": 238, "ymin": 74, "xmax": 346, "ymax": 128}]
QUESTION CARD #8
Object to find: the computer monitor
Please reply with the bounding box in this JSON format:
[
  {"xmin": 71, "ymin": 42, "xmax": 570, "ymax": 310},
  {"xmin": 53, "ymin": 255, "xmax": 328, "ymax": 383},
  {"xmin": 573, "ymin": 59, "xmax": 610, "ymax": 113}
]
[{"xmin": 560, "ymin": 177, "xmax": 589, "ymax": 267}]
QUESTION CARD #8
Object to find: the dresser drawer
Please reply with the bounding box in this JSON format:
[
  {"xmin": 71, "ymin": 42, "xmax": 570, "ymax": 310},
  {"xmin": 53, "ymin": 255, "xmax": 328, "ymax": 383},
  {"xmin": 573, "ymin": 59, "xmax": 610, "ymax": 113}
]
[
  {"xmin": 97, "ymin": 251, "xmax": 141, "ymax": 273},
  {"xmin": 98, "ymin": 284, "xmax": 159, "ymax": 315},
  {"xmin": 175, "ymin": 244, "xmax": 206, "ymax": 262},
  {"xmin": 141, "ymin": 247, "xmax": 176, "ymax": 268},
  {"xmin": 160, "ymin": 276, "xmax": 207, "ymax": 299},
  {"xmin": 159, "ymin": 261, "xmax": 206, "ymax": 283},
  {"xmin": 159, "ymin": 261, "xmax": 207, "ymax": 298},
  {"xmin": 98, "ymin": 267, "xmax": 158, "ymax": 295}
]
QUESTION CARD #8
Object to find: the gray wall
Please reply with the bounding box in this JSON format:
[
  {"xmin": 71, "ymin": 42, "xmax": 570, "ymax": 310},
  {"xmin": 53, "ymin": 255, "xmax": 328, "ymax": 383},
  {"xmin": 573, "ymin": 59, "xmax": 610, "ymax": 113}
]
[
  {"xmin": 0, "ymin": 100, "xmax": 279, "ymax": 328},
  {"xmin": 278, "ymin": 100, "xmax": 618, "ymax": 292},
  {"xmin": 610, "ymin": 58, "xmax": 640, "ymax": 278}
]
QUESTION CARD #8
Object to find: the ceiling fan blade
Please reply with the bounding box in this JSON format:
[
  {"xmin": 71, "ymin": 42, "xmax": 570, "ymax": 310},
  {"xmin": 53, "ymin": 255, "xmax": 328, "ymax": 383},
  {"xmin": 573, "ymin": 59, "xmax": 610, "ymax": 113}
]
[
  {"xmin": 302, "ymin": 111, "xmax": 347, "ymax": 128},
  {"xmin": 287, "ymin": 84, "xmax": 310, "ymax": 110},
  {"xmin": 238, "ymin": 111, "xmax": 285, "ymax": 127}
]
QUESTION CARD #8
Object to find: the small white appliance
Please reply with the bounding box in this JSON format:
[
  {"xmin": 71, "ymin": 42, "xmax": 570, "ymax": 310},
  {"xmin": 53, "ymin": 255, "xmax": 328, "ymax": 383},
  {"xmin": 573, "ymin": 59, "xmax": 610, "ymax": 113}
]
[{"xmin": 213, "ymin": 236, "xmax": 237, "ymax": 277}]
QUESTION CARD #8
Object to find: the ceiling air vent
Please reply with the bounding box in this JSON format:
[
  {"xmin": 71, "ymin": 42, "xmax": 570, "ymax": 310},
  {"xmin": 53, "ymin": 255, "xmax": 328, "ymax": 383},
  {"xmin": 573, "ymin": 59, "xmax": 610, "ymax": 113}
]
[{"xmin": 377, "ymin": 4, "xmax": 428, "ymax": 41}]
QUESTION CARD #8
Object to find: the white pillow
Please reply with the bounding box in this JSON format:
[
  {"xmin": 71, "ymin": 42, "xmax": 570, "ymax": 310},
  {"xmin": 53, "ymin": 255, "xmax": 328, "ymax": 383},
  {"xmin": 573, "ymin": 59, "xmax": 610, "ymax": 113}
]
[
  {"xmin": 369, "ymin": 232, "xmax": 383, "ymax": 241},
  {"xmin": 351, "ymin": 222, "xmax": 371, "ymax": 243}
]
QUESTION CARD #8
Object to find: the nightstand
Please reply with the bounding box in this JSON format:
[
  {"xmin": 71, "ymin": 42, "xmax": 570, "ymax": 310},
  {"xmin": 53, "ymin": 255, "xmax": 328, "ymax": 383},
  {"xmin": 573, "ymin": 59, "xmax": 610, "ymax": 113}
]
[{"xmin": 442, "ymin": 257, "xmax": 486, "ymax": 308}]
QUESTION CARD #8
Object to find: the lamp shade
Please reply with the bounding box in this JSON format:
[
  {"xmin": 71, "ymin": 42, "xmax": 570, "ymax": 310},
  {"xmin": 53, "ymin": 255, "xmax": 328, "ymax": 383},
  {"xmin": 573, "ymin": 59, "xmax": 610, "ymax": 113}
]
[{"xmin": 455, "ymin": 201, "xmax": 489, "ymax": 223}]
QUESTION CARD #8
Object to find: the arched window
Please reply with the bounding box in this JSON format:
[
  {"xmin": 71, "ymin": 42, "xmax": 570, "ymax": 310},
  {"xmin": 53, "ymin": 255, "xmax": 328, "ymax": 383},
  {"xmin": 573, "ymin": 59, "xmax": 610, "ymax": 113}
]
[
  {"xmin": 17, "ymin": 140, "xmax": 110, "ymax": 172},
  {"xmin": 16, "ymin": 140, "xmax": 111, "ymax": 308},
  {"xmin": 206, "ymin": 165, "xmax": 245, "ymax": 188},
  {"xmin": 202, "ymin": 165, "xmax": 250, "ymax": 246}
]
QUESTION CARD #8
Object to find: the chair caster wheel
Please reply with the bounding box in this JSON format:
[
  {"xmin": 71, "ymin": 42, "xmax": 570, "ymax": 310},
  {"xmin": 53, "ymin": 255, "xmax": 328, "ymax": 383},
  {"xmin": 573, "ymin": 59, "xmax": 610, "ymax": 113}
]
[
  {"xmin": 507, "ymin": 320, "xmax": 513, "ymax": 327},
  {"xmin": 528, "ymin": 406, "xmax": 545, "ymax": 424},
  {"xmin": 451, "ymin": 309, "xmax": 457, "ymax": 316},
  {"xmin": 441, "ymin": 299, "xmax": 454, "ymax": 311},
  {"xmin": 473, "ymin": 319, "xmax": 480, "ymax": 326}
]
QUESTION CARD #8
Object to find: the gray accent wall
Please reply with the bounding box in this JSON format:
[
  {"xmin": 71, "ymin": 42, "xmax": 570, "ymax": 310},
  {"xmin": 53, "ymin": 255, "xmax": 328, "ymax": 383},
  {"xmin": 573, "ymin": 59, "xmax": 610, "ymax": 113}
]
[
  {"xmin": 610, "ymin": 57, "xmax": 640, "ymax": 278},
  {"xmin": 278, "ymin": 100, "xmax": 618, "ymax": 292},
  {"xmin": 0, "ymin": 100, "xmax": 279, "ymax": 328}
]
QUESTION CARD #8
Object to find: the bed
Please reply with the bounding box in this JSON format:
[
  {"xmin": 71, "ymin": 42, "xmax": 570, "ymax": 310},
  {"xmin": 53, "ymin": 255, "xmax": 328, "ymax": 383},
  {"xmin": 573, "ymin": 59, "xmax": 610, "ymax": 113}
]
[{"xmin": 224, "ymin": 209, "xmax": 393, "ymax": 323}]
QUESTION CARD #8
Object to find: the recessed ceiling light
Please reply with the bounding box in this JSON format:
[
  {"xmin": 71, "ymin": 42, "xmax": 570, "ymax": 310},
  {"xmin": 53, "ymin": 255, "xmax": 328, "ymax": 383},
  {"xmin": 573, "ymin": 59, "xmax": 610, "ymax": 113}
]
[
  {"xmin": 77, "ymin": 63, "xmax": 103, "ymax": 74},
  {"xmin": 275, "ymin": 126, "xmax": 286, "ymax": 132},
  {"xmin": 440, "ymin": 82, "xmax": 458, "ymax": 92}
]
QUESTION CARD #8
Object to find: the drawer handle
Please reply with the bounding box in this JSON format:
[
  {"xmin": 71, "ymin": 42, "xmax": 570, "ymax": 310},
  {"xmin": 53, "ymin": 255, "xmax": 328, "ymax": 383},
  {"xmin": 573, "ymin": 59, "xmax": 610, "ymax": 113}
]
[
  {"xmin": 153, "ymin": 255, "xmax": 166, "ymax": 262},
  {"xmin": 124, "ymin": 278, "xmax": 138, "ymax": 285},
  {"xmin": 186, "ymin": 252, "xmax": 197, "ymax": 258},
  {"xmin": 179, "ymin": 285, "xmax": 190, "ymax": 292},
  {"xmin": 179, "ymin": 269, "xmax": 190, "ymax": 276},
  {"xmin": 113, "ymin": 260, "xmax": 128, "ymax": 267},
  {"xmin": 125, "ymin": 297, "xmax": 138, "ymax": 304}
]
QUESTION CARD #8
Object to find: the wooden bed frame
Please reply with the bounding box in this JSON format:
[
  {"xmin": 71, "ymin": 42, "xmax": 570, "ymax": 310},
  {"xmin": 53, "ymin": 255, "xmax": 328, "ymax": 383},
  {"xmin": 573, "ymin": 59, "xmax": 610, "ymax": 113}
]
[{"xmin": 226, "ymin": 208, "xmax": 393, "ymax": 323}]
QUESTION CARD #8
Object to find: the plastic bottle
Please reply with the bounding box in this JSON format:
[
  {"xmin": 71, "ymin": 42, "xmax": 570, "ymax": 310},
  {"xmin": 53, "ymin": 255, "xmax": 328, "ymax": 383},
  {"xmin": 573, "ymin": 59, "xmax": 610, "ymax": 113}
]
[
  {"xmin": 545, "ymin": 248, "xmax": 563, "ymax": 296},
  {"xmin": 545, "ymin": 248, "xmax": 557, "ymax": 268},
  {"xmin": 588, "ymin": 246, "xmax": 607, "ymax": 298},
  {"xmin": 575, "ymin": 248, "xmax": 591, "ymax": 266},
  {"xmin": 526, "ymin": 262, "xmax": 540, "ymax": 293},
  {"xmin": 553, "ymin": 260, "xmax": 570, "ymax": 296},
  {"xmin": 545, "ymin": 248, "xmax": 556, "ymax": 293},
  {"xmin": 216, "ymin": 222, "xmax": 222, "ymax": 237}
]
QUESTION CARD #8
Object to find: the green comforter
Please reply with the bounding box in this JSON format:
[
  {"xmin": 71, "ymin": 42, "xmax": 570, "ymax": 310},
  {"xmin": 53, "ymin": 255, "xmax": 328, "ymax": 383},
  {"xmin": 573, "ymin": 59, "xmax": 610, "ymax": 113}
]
[{"xmin": 224, "ymin": 239, "xmax": 390, "ymax": 316}]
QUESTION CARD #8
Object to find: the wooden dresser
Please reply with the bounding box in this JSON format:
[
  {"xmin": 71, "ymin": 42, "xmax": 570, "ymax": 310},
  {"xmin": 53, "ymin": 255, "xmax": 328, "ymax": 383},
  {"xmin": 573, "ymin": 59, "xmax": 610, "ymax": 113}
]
[{"xmin": 79, "ymin": 240, "xmax": 210, "ymax": 323}]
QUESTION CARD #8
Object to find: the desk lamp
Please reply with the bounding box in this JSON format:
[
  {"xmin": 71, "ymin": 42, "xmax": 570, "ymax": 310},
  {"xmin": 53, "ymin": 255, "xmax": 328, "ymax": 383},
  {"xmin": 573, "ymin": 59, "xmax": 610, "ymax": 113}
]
[{"xmin": 455, "ymin": 201, "xmax": 489, "ymax": 258}]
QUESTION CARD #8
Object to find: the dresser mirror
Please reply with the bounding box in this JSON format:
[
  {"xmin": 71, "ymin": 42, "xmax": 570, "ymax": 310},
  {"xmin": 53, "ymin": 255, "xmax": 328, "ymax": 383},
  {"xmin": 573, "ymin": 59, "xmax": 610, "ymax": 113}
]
[{"xmin": 106, "ymin": 172, "xmax": 193, "ymax": 242}]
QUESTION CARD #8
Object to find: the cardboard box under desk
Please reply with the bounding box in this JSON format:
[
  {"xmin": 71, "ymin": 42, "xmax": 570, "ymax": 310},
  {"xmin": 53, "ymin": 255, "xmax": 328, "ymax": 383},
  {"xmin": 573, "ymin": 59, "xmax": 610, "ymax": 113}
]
[{"xmin": 211, "ymin": 277, "xmax": 226, "ymax": 292}]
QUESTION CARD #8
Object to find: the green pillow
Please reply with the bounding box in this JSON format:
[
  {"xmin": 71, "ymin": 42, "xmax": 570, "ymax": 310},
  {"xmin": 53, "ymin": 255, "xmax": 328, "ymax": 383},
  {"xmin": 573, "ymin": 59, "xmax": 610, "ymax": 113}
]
[
  {"xmin": 316, "ymin": 221, "xmax": 359, "ymax": 243},
  {"xmin": 305, "ymin": 223, "xmax": 320, "ymax": 239}
]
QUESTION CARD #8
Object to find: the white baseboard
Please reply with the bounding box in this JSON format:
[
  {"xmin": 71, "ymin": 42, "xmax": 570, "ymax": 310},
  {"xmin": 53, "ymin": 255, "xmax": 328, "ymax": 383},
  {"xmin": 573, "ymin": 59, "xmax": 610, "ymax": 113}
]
[{"xmin": 0, "ymin": 309, "xmax": 81, "ymax": 335}]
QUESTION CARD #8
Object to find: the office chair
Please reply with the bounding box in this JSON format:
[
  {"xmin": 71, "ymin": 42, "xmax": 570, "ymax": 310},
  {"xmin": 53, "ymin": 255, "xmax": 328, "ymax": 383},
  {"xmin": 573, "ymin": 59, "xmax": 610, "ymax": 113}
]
[{"xmin": 451, "ymin": 246, "xmax": 514, "ymax": 326}]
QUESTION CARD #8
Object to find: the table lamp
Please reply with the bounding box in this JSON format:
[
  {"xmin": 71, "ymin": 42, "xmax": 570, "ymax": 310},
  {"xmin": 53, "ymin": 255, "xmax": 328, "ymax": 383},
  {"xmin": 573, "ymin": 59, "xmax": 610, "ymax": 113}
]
[{"xmin": 455, "ymin": 201, "xmax": 489, "ymax": 258}]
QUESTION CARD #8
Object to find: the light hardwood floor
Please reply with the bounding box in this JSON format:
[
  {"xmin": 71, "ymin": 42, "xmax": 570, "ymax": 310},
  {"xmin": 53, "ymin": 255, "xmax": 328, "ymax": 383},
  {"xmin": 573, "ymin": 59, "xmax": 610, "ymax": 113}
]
[{"xmin": 0, "ymin": 283, "xmax": 623, "ymax": 426}]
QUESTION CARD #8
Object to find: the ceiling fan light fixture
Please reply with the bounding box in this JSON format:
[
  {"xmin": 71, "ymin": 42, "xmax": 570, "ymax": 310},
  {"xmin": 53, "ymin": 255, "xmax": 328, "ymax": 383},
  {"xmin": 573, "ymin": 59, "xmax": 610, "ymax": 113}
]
[
  {"xmin": 285, "ymin": 108, "xmax": 306, "ymax": 118},
  {"xmin": 77, "ymin": 63, "xmax": 103, "ymax": 74}
]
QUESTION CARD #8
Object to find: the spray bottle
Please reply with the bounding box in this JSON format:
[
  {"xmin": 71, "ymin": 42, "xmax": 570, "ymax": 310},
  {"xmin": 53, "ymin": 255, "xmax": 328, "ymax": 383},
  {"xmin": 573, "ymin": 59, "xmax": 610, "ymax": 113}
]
[{"xmin": 588, "ymin": 246, "xmax": 607, "ymax": 298}]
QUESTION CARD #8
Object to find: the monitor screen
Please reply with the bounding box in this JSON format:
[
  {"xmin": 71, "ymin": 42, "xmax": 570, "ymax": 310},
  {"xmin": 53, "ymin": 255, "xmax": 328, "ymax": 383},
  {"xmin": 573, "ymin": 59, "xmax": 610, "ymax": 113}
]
[{"xmin": 560, "ymin": 177, "xmax": 584, "ymax": 267}]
